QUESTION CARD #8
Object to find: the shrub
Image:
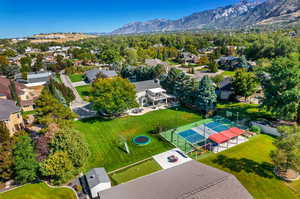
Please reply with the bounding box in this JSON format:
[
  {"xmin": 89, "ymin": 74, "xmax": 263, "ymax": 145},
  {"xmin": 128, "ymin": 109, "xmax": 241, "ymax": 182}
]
[{"xmin": 250, "ymin": 125, "xmax": 261, "ymax": 133}]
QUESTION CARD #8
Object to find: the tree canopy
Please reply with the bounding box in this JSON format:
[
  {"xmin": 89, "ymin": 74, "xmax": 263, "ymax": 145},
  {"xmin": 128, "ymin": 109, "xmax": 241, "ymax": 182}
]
[
  {"xmin": 260, "ymin": 55, "xmax": 300, "ymax": 122},
  {"xmin": 91, "ymin": 76, "xmax": 138, "ymax": 116}
]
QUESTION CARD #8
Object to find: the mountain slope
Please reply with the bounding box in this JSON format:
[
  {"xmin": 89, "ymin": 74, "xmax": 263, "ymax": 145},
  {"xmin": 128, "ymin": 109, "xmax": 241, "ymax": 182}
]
[{"xmin": 112, "ymin": 0, "xmax": 300, "ymax": 34}]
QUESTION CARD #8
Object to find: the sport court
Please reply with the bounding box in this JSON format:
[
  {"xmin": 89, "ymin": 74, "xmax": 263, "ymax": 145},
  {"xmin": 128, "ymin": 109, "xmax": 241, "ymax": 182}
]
[{"xmin": 160, "ymin": 116, "xmax": 248, "ymax": 153}]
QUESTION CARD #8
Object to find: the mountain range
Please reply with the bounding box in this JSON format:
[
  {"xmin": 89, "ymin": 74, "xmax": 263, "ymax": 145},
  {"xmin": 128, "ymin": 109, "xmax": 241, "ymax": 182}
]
[{"xmin": 112, "ymin": 0, "xmax": 300, "ymax": 34}]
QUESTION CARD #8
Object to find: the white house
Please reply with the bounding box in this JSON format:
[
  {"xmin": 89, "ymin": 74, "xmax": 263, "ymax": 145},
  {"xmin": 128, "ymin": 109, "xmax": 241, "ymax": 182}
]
[
  {"xmin": 133, "ymin": 80, "xmax": 176, "ymax": 107},
  {"xmin": 85, "ymin": 168, "xmax": 111, "ymax": 199}
]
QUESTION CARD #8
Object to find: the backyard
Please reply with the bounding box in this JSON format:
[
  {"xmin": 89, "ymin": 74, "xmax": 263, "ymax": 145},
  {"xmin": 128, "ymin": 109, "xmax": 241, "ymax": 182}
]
[
  {"xmin": 74, "ymin": 107, "xmax": 202, "ymax": 172},
  {"xmin": 199, "ymin": 134, "xmax": 300, "ymax": 199},
  {"xmin": 109, "ymin": 158, "xmax": 161, "ymax": 185},
  {"xmin": 0, "ymin": 183, "xmax": 76, "ymax": 199}
]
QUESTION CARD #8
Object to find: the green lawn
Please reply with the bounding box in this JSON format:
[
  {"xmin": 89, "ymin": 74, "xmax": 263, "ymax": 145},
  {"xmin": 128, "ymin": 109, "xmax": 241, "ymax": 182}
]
[
  {"xmin": 217, "ymin": 102, "xmax": 274, "ymax": 123},
  {"xmin": 74, "ymin": 107, "xmax": 202, "ymax": 172},
  {"xmin": 221, "ymin": 70, "xmax": 235, "ymax": 77},
  {"xmin": 109, "ymin": 159, "xmax": 161, "ymax": 185},
  {"xmin": 0, "ymin": 183, "xmax": 76, "ymax": 199},
  {"xmin": 199, "ymin": 134, "xmax": 299, "ymax": 199},
  {"xmin": 75, "ymin": 85, "xmax": 91, "ymax": 98},
  {"xmin": 69, "ymin": 74, "xmax": 84, "ymax": 82}
]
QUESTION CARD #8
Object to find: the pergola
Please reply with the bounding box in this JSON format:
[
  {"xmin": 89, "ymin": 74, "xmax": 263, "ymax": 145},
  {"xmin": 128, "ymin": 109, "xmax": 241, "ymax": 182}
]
[{"xmin": 208, "ymin": 127, "xmax": 246, "ymax": 152}]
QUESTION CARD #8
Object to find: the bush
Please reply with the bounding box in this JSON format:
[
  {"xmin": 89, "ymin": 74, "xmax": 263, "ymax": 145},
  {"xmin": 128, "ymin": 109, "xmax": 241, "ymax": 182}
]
[{"xmin": 250, "ymin": 125, "xmax": 261, "ymax": 133}]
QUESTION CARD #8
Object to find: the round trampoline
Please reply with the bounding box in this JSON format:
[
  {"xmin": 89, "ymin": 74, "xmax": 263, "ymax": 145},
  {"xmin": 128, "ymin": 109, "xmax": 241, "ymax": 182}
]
[{"xmin": 132, "ymin": 135, "xmax": 151, "ymax": 146}]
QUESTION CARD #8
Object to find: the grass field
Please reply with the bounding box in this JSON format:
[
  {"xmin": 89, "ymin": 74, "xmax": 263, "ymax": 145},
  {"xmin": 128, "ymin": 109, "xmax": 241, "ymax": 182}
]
[
  {"xmin": 217, "ymin": 102, "xmax": 273, "ymax": 123},
  {"xmin": 109, "ymin": 159, "xmax": 161, "ymax": 185},
  {"xmin": 0, "ymin": 183, "xmax": 76, "ymax": 199},
  {"xmin": 69, "ymin": 74, "xmax": 84, "ymax": 82},
  {"xmin": 75, "ymin": 85, "xmax": 91, "ymax": 98},
  {"xmin": 200, "ymin": 134, "xmax": 299, "ymax": 199},
  {"xmin": 221, "ymin": 71, "xmax": 235, "ymax": 77},
  {"xmin": 74, "ymin": 107, "xmax": 202, "ymax": 172}
]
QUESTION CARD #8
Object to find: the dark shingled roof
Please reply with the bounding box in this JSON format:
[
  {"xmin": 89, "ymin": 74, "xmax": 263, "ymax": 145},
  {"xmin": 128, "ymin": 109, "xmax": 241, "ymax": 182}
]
[
  {"xmin": 85, "ymin": 69, "xmax": 117, "ymax": 82},
  {"xmin": 98, "ymin": 160, "xmax": 253, "ymax": 199},
  {"xmin": 133, "ymin": 80, "xmax": 161, "ymax": 93},
  {"xmin": 0, "ymin": 99, "xmax": 21, "ymax": 121},
  {"xmin": 86, "ymin": 168, "xmax": 110, "ymax": 189}
]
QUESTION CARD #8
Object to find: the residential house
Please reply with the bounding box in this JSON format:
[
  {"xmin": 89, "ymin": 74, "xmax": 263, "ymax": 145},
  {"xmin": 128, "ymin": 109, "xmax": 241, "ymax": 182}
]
[
  {"xmin": 84, "ymin": 168, "xmax": 111, "ymax": 198},
  {"xmin": 0, "ymin": 99, "xmax": 24, "ymax": 136},
  {"xmin": 0, "ymin": 76, "xmax": 41, "ymax": 111},
  {"xmin": 217, "ymin": 78, "xmax": 234, "ymax": 100},
  {"xmin": 179, "ymin": 52, "xmax": 199, "ymax": 65},
  {"xmin": 133, "ymin": 80, "xmax": 175, "ymax": 107},
  {"xmin": 15, "ymin": 71, "xmax": 52, "ymax": 87},
  {"xmin": 145, "ymin": 58, "xmax": 170, "ymax": 71},
  {"xmin": 85, "ymin": 69, "xmax": 117, "ymax": 83},
  {"xmin": 218, "ymin": 56, "xmax": 252, "ymax": 71},
  {"xmin": 98, "ymin": 160, "xmax": 253, "ymax": 199}
]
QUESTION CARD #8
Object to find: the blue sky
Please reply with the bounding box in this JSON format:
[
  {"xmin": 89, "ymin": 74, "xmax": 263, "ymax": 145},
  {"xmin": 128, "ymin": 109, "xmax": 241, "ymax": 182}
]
[{"xmin": 0, "ymin": 0, "xmax": 241, "ymax": 38}]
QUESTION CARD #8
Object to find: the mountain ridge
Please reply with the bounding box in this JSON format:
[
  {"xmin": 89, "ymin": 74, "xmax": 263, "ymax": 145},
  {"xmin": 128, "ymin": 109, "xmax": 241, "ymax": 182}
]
[{"xmin": 112, "ymin": 0, "xmax": 300, "ymax": 34}]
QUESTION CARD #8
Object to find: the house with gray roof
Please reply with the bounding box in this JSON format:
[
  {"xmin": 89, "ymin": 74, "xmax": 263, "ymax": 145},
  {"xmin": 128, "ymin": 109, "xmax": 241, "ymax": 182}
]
[
  {"xmin": 85, "ymin": 168, "xmax": 111, "ymax": 198},
  {"xmin": 15, "ymin": 71, "xmax": 52, "ymax": 86},
  {"xmin": 0, "ymin": 99, "xmax": 24, "ymax": 136},
  {"xmin": 85, "ymin": 69, "xmax": 117, "ymax": 83},
  {"xmin": 133, "ymin": 80, "xmax": 175, "ymax": 107},
  {"xmin": 98, "ymin": 160, "xmax": 252, "ymax": 199}
]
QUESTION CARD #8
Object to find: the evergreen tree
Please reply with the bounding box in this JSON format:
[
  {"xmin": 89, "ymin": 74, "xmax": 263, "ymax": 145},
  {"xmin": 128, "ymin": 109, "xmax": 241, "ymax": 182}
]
[
  {"xmin": 13, "ymin": 136, "xmax": 39, "ymax": 184},
  {"xmin": 195, "ymin": 75, "xmax": 217, "ymax": 114}
]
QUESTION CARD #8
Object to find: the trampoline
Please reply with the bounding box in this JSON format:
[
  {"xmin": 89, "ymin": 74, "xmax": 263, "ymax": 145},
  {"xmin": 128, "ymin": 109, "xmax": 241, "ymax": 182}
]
[
  {"xmin": 132, "ymin": 135, "xmax": 151, "ymax": 146},
  {"xmin": 178, "ymin": 129, "xmax": 206, "ymax": 144}
]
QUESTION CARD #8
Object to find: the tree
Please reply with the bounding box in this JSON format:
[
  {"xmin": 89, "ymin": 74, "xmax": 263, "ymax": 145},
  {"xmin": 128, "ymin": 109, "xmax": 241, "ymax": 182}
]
[
  {"xmin": 271, "ymin": 126, "xmax": 300, "ymax": 175},
  {"xmin": 34, "ymin": 135, "xmax": 50, "ymax": 162},
  {"xmin": 32, "ymin": 54, "xmax": 43, "ymax": 72},
  {"xmin": 124, "ymin": 48, "xmax": 138, "ymax": 65},
  {"xmin": 13, "ymin": 136, "xmax": 39, "ymax": 184},
  {"xmin": 35, "ymin": 89, "xmax": 77, "ymax": 123},
  {"xmin": 260, "ymin": 56, "xmax": 300, "ymax": 123},
  {"xmin": 211, "ymin": 74, "xmax": 225, "ymax": 89},
  {"xmin": 40, "ymin": 151, "xmax": 74, "ymax": 185},
  {"xmin": 153, "ymin": 64, "xmax": 166, "ymax": 79},
  {"xmin": 50, "ymin": 128, "xmax": 89, "ymax": 168},
  {"xmin": 232, "ymin": 69, "xmax": 258, "ymax": 101},
  {"xmin": 20, "ymin": 56, "xmax": 32, "ymax": 73},
  {"xmin": 0, "ymin": 140, "xmax": 14, "ymax": 181},
  {"xmin": 195, "ymin": 75, "xmax": 217, "ymax": 114},
  {"xmin": 0, "ymin": 122, "xmax": 10, "ymax": 143},
  {"xmin": 91, "ymin": 77, "xmax": 138, "ymax": 117},
  {"xmin": 208, "ymin": 56, "xmax": 218, "ymax": 73},
  {"xmin": 197, "ymin": 56, "xmax": 209, "ymax": 65}
]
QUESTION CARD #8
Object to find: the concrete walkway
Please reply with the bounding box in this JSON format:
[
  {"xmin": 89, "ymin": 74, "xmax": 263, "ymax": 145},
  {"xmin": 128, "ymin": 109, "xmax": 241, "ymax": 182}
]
[{"xmin": 72, "ymin": 81, "xmax": 88, "ymax": 87}]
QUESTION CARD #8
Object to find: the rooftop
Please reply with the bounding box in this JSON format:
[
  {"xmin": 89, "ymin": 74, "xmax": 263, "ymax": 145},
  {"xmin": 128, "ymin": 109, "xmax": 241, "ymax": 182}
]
[
  {"xmin": 86, "ymin": 168, "xmax": 110, "ymax": 189},
  {"xmin": 98, "ymin": 160, "xmax": 253, "ymax": 199},
  {"xmin": 85, "ymin": 69, "xmax": 117, "ymax": 82},
  {"xmin": 0, "ymin": 99, "xmax": 21, "ymax": 121},
  {"xmin": 133, "ymin": 80, "xmax": 161, "ymax": 93}
]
